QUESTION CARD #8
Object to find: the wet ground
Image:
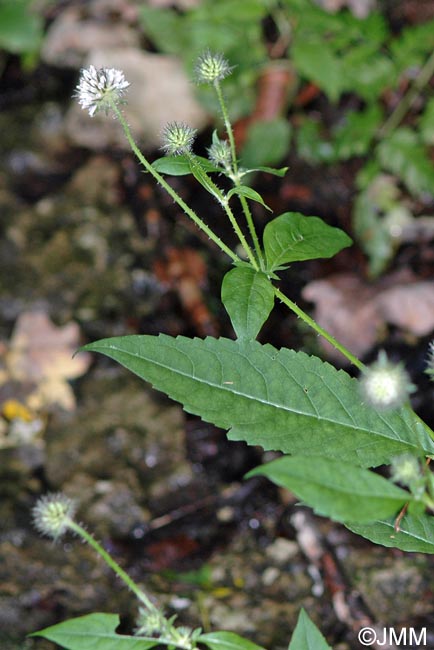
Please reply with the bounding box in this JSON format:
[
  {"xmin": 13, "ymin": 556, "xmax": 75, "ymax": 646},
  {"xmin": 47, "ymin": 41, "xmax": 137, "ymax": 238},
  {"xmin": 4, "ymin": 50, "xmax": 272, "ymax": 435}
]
[{"xmin": 1, "ymin": 52, "xmax": 434, "ymax": 650}]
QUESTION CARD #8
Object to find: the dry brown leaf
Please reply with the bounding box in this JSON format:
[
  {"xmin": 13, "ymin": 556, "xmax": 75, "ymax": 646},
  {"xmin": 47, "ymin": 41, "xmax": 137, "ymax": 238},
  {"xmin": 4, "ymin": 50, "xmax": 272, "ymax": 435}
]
[
  {"xmin": 6, "ymin": 311, "xmax": 91, "ymax": 411},
  {"xmin": 302, "ymin": 271, "xmax": 434, "ymax": 362}
]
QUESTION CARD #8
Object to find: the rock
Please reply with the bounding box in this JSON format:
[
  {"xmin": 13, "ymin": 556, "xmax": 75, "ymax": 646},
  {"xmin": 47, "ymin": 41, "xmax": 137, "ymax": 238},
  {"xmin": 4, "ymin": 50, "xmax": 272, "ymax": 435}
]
[
  {"xmin": 41, "ymin": 7, "xmax": 140, "ymax": 68},
  {"xmin": 65, "ymin": 49, "xmax": 209, "ymax": 150}
]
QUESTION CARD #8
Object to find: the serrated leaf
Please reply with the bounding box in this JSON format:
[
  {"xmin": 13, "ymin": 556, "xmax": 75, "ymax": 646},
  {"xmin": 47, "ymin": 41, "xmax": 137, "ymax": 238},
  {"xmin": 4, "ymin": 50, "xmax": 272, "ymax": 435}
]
[
  {"xmin": 377, "ymin": 128, "xmax": 434, "ymax": 197},
  {"xmin": 227, "ymin": 185, "xmax": 272, "ymax": 211},
  {"xmin": 347, "ymin": 512, "xmax": 434, "ymax": 553},
  {"xmin": 248, "ymin": 456, "xmax": 410, "ymax": 523},
  {"xmin": 263, "ymin": 212, "xmax": 353, "ymax": 272},
  {"xmin": 152, "ymin": 156, "xmax": 220, "ymax": 176},
  {"xmin": 288, "ymin": 609, "xmax": 332, "ymax": 650},
  {"xmin": 199, "ymin": 631, "xmax": 266, "ymax": 650},
  {"xmin": 81, "ymin": 336, "xmax": 434, "ymax": 468},
  {"xmin": 221, "ymin": 267, "xmax": 274, "ymax": 340},
  {"xmin": 31, "ymin": 613, "xmax": 157, "ymax": 650}
]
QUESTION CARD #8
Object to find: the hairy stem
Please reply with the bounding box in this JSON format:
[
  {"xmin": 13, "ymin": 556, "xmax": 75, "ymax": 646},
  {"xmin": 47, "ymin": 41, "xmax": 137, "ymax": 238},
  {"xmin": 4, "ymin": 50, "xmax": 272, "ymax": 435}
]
[
  {"xmin": 274, "ymin": 287, "xmax": 365, "ymax": 370},
  {"xmin": 68, "ymin": 520, "xmax": 155, "ymax": 610},
  {"xmin": 187, "ymin": 153, "xmax": 259, "ymax": 270},
  {"xmin": 214, "ymin": 80, "xmax": 264, "ymax": 267},
  {"xmin": 112, "ymin": 105, "xmax": 240, "ymax": 265}
]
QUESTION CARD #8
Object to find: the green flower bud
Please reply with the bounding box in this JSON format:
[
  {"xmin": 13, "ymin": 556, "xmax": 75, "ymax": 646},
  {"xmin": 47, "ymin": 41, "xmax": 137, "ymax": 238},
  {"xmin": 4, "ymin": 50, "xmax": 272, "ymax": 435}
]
[
  {"xmin": 208, "ymin": 137, "xmax": 231, "ymax": 168},
  {"xmin": 162, "ymin": 122, "xmax": 197, "ymax": 156},
  {"xmin": 32, "ymin": 493, "xmax": 76, "ymax": 540},
  {"xmin": 195, "ymin": 50, "xmax": 232, "ymax": 84},
  {"xmin": 359, "ymin": 351, "xmax": 415, "ymax": 411}
]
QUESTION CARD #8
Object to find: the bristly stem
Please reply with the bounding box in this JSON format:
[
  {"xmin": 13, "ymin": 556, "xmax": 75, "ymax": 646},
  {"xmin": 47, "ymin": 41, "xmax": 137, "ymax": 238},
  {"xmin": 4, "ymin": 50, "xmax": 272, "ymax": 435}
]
[
  {"xmin": 68, "ymin": 520, "xmax": 156, "ymax": 611},
  {"xmin": 379, "ymin": 48, "xmax": 434, "ymax": 139},
  {"xmin": 214, "ymin": 80, "xmax": 265, "ymax": 267},
  {"xmin": 187, "ymin": 153, "xmax": 259, "ymax": 270},
  {"xmin": 112, "ymin": 104, "xmax": 241, "ymax": 265},
  {"xmin": 274, "ymin": 287, "xmax": 365, "ymax": 370}
]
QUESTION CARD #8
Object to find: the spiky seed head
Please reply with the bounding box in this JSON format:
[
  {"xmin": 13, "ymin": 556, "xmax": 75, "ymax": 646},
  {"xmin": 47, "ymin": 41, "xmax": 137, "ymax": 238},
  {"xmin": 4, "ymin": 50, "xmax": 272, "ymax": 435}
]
[
  {"xmin": 161, "ymin": 122, "xmax": 197, "ymax": 156},
  {"xmin": 390, "ymin": 453, "xmax": 421, "ymax": 487},
  {"xmin": 195, "ymin": 50, "xmax": 232, "ymax": 84},
  {"xmin": 75, "ymin": 65, "xmax": 130, "ymax": 117}
]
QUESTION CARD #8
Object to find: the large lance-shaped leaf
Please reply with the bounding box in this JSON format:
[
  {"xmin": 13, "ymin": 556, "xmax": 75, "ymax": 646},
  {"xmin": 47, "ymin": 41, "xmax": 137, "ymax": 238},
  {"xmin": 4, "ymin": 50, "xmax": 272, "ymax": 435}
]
[
  {"xmin": 31, "ymin": 613, "xmax": 158, "ymax": 650},
  {"xmin": 82, "ymin": 336, "xmax": 434, "ymax": 468},
  {"xmin": 288, "ymin": 609, "xmax": 332, "ymax": 650},
  {"xmin": 263, "ymin": 212, "xmax": 353, "ymax": 272},
  {"xmin": 248, "ymin": 456, "xmax": 410, "ymax": 523},
  {"xmin": 347, "ymin": 513, "xmax": 434, "ymax": 554},
  {"xmin": 221, "ymin": 267, "xmax": 274, "ymax": 340}
]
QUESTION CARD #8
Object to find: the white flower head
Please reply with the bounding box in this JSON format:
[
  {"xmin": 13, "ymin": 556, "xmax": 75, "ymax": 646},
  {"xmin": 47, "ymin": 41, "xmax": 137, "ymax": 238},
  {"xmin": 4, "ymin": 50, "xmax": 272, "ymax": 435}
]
[
  {"xmin": 359, "ymin": 351, "xmax": 415, "ymax": 411},
  {"xmin": 32, "ymin": 493, "xmax": 77, "ymax": 540},
  {"xmin": 75, "ymin": 65, "xmax": 130, "ymax": 117}
]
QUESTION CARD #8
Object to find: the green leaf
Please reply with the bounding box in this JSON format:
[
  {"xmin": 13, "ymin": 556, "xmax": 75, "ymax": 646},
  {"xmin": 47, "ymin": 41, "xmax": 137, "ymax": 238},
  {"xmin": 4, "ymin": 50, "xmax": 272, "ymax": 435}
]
[
  {"xmin": 152, "ymin": 156, "xmax": 220, "ymax": 176},
  {"xmin": 31, "ymin": 613, "xmax": 158, "ymax": 650},
  {"xmin": 419, "ymin": 97, "xmax": 434, "ymax": 146},
  {"xmin": 221, "ymin": 267, "xmax": 274, "ymax": 340},
  {"xmin": 227, "ymin": 185, "xmax": 272, "ymax": 211},
  {"xmin": 263, "ymin": 212, "xmax": 352, "ymax": 272},
  {"xmin": 248, "ymin": 456, "xmax": 410, "ymax": 523},
  {"xmin": 288, "ymin": 609, "xmax": 332, "ymax": 650},
  {"xmin": 0, "ymin": 0, "xmax": 43, "ymax": 54},
  {"xmin": 333, "ymin": 105, "xmax": 382, "ymax": 160},
  {"xmin": 292, "ymin": 40, "xmax": 343, "ymax": 102},
  {"xmin": 347, "ymin": 512, "xmax": 434, "ymax": 553},
  {"xmin": 377, "ymin": 128, "xmax": 434, "ymax": 197},
  {"xmin": 240, "ymin": 118, "xmax": 292, "ymax": 168},
  {"xmin": 139, "ymin": 6, "xmax": 187, "ymax": 55},
  {"xmin": 199, "ymin": 631, "xmax": 266, "ymax": 650},
  {"xmin": 296, "ymin": 120, "xmax": 335, "ymax": 164},
  {"xmin": 81, "ymin": 336, "xmax": 434, "ymax": 468},
  {"xmin": 240, "ymin": 166, "xmax": 288, "ymax": 178}
]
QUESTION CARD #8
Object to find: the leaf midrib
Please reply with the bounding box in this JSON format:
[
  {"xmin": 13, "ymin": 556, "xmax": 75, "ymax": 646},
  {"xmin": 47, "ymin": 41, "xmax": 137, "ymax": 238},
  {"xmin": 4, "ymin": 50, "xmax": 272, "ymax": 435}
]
[{"xmin": 97, "ymin": 342, "xmax": 410, "ymax": 446}]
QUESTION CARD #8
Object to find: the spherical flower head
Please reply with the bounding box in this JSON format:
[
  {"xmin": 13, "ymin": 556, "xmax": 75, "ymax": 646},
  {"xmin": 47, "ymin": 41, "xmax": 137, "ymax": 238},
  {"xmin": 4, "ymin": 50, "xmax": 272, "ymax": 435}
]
[
  {"xmin": 32, "ymin": 493, "xmax": 76, "ymax": 540},
  {"xmin": 359, "ymin": 351, "xmax": 415, "ymax": 411},
  {"xmin": 161, "ymin": 122, "xmax": 197, "ymax": 156},
  {"xmin": 425, "ymin": 340, "xmax": 434, "ymax": 382},
  {"xmin": 75, "ymin": 65, "xmax": 130, "ymax": 117},
  {"xmin": 390, "ymin": 453, "xmax": 421, "ymax": 487},
  {"xmin": 195, "ymin": 50, "xmax": 232, "ymax": 84}
]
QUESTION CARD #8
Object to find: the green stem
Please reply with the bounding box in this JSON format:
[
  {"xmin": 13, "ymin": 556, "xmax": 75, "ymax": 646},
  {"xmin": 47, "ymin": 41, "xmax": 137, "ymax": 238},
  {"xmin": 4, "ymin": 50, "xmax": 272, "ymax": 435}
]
[
  {"xmin": 214, "ymin": 81, "xmax": 265, "ymax": 267},
  {"xmin": 214, "ymin": 80, "xmax": 238, "ymax": 174},
  {"xmin": 187, "ymin": 153, "xmax": 259, "ymax": 270},
  {"xmin": 112, "ymin": 105, "xmax": 240, "ymax": 265},
  {"xmin": 379, "ymin": 48, "xmax": 434, "ymax": 139},
  {"xmin": 68, "ymin": 520, "xmax": 155, "ymax": 610},
  {"xmin": 274, "ymin": 287, "xmax": 364, "ymax": 370}
]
